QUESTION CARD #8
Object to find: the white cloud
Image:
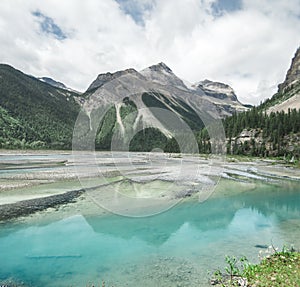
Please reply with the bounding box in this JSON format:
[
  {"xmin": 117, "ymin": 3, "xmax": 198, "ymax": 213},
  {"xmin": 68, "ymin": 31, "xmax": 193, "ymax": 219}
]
[{"xmin": 0, "ymin": 0, "xmax": 299, "ymax": 104}]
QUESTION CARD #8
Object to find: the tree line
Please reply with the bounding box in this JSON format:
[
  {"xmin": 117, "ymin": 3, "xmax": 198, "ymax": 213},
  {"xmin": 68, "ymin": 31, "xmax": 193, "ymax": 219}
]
[{"xmin": 196, "ymin": 107, "xmax": 300, "ymax": 159}]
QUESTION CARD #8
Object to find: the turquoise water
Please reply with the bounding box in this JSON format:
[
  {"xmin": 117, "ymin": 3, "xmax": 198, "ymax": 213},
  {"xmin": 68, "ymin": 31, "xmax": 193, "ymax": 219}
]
[{"xmin": 0, "ymin": 182, "xmax": 300, "ymax": 287}]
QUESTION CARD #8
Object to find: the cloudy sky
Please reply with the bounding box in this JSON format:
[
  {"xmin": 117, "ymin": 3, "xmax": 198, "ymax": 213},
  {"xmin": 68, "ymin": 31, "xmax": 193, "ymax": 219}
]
[{"xmin": 0, "ymin": 0, "xmax": 299, "ymax": 104}]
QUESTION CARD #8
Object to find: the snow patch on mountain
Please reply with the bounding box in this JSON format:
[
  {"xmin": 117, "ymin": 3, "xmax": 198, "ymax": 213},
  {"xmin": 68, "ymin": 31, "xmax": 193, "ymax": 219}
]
[{"xmin": 38, "ymin": 77, "xmax": 78, "ymax": 93}]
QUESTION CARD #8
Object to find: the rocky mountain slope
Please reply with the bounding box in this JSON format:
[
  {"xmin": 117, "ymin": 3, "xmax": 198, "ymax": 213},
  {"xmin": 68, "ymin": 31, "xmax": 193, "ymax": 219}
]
[
  {"xmin": 263, "ymin": 47, "xmax": 300, "ymax": 113},
  {"xmin": 86, "ymin": 68, "xmax": 140, "ymax": 93},
  {"xmin": 0, "ymin": 64, "xmax": 80, "ymax": 149},
  {"xmin": 278, "ymin": 47, "xmax": 300, "ymax": 93},
  {"xmin": 192, "ymin": 79, "xmax": 247, "ymax": 116},
  {"xmin": 76, "ymin": 62, "xmax": 247, "ymax": 151},
  {"xmin": 86, "ymin": 62, "xmax": 247, "ymax": 117}
]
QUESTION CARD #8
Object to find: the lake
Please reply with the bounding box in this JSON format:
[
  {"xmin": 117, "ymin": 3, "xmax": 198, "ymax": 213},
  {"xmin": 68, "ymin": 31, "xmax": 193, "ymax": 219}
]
[{"xmin": 0, "ymin": 152, "xmax": 299, "ymax": 286}]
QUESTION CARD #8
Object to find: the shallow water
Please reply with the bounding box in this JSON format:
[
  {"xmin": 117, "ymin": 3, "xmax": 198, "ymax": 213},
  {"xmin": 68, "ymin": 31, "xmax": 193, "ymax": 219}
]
[{"xmin": 0, "ymin": 182, "xmax": 299, "ymax": 287}]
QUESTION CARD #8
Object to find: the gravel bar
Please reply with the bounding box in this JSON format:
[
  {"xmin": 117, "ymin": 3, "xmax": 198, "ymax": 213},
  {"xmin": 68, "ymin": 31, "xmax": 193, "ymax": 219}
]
[{"xmin": 0, "ymin": 188, "xmax": 84, "ymax": 222}]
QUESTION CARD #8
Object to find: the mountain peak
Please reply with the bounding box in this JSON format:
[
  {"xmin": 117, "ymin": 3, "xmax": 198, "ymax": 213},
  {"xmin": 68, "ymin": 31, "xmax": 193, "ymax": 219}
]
[
  {"xmin": 140, "ymin": 62, "xmax": 189, "ymax": 90},
  {"xmin": 195, "ymin": 79, "xmax": 238, "ymax": 101},
  {"xmin": 148, "ymin": 62, "xmax": 173, "ymax": 73},
  {"xmin": 278, "ymin": 47, "xmax": 300, "ymax": 93},
  {"xmin": 86, "ymin": 68, "xmax": 139, "ymax": 92},
  {"xmin": 266, "ymin": 46, "xmax": 300, "ymax": 113},
  {"xmin": 198, "ymin": 79, "xmax": 233, "ymax": 90}
]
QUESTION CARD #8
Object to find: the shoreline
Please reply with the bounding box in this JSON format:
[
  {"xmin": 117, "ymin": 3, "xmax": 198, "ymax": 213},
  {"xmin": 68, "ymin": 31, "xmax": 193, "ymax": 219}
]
[{"xmin": 0, "ymin": 151, "xmax": 299, "ymax": 223}]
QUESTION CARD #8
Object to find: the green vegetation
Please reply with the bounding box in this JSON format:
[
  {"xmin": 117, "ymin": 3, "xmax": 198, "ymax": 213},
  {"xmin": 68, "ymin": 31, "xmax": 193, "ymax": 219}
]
[
  {"xmin": 129, "ymin": 127, "xmax": 168, "ymax": 151},
  {"xmin": 95, "ymin": 106, "xmax": 117, "ymax": 150},
  {"xmin": 93, "ymin": 94, "xmax": 183, "ymax": 152},
  {"xmin": 140, "ymin": 90, "xmax": 300, "ymax": 157},
  {"xmin": 259, "ymin": 81, "xmax": 300, "ymax": 110},
  {"xmin": 0, "ymin": 105, "xmax": 37, "ymax": 148},
  {"xmin": 76, "ymin": 100, "xmax": 300, "ymax": 155},
  {"xmin": 196, "ymin": 128, "xmax": 212, "ymax": 154},
  {"xmin": 0, "ymin": 64, "xmax": 80, "ymax": 149},
  {"xmin": 222, "ymin": 107, "xmax": 300, "ymax": 158},
  {"xmin": 1, "ymin": 63, "xmax": 299, "ymax": 156},
  {"xmin": 245, "ymin": 251, "xmax": 300, "ymax": 287},
  {"xmin": 211, "ymin": 247, "xmax": 300, "ymax": 287},
  {"xmin": 94, "ymin": 97, "xmax": 139, "ymax": 150},
  {"xmin": 119, "ymin": 97, "xmax": 137, "ymax": 119},
  {"xmin": 142, "ymin": 92, "xmax": 204, "ymax": 131}
]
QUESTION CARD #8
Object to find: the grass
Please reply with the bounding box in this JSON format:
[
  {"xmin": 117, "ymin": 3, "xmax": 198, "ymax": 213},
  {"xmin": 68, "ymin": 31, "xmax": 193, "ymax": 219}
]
[
  {"xmin": 244, "ymin": 250, "xmax": 300, "ymax": 287},
  {"xmin": 211, "ymin": 246, "xmax": 300, "ymax": 287}
]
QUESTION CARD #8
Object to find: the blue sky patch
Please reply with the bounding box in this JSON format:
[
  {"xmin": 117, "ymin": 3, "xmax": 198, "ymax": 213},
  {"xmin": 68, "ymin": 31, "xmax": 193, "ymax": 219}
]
[
  {"xmin": 33, "ymin": 11, "xmax": 67, "ymax": 40},
  {"xmin": 115, "ymin": 0, "xmax": 154, "ymax": 25},
  {"xmin": 115, "ymin": 0, "xmax": 242, "ymax": 23},
  {"xmin": 212, "ymin": 0, "xmax": 242, "ymax": 16}
]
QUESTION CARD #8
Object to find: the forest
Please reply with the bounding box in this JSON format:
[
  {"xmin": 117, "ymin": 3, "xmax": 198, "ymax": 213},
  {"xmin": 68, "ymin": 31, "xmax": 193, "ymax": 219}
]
[{"xmin": 196, "ymin": 107, "xmax": 300, "ymax": 158}]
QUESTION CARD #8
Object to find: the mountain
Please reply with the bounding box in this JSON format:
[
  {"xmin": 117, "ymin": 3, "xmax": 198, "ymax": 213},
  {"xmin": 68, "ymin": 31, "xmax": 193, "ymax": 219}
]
[
  {"xmin": 142, "ymin": 63, "xmax": 248, "ymax": 116},
  {"xmin": 74, "ymin": 62, "xmax": 247, "ymax": 152},
  {"xmin": 194, "ymin": 79, "xmax": 238, "ymax": 101},
  {"xmin": 278, "ymin": 47, "xmax": 300, "ymax": 94},
  {"xmin": 262, "ymin": 48, "xmax": 300, "ymax": 113},
  {"xmin": 140, "ymin": 62, "xmax": 189, "ymax": 90},
  {"xmin": 192, "ymin": 79, "xmax": 247, "ymax": 116},
  {"xmin": 4, "ymin": 56, "xmax": 297, "ymax": 155},
  {"xmin": 86, "ymin": 68, "xmax": 140, "ymax": 93},
  {"xmin": 38, "ymin": 77, "xmax": 80, "ymax": 94},
  {"xmin": 222, "ymin": 46, "xmax": 300, "ymax": 159},
  {"xmin": 38, "ymin": 77, "xmax": 68, "ymax": 89},
  {"xmin": 85, "ymin": 63, "xmax": 247, "ymax": 116},
  {"xmin": 0, "ymin": 62, "xmax": 246, "ymax": 152},
  {"xmin": 0, "ymin": 64, "xmax": 80, "ymax": 149}
]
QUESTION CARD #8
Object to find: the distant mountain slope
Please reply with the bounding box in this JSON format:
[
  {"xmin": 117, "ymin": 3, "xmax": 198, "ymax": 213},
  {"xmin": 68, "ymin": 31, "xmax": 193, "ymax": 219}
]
[
  {"xmin": 194, "ymin": 79, "xmax": 238, "ymax": 101},
  {"xmin": 0, "ymin": 64, "xmax": 80, "ymax": 149},
  {"xmin": 38, "ymin": 77, "xmax": 69, "ymax": 90},
  {"xmin": 192, "ymin": 79, "xmax": 247, "ymax": 116},
  {"xmin": 38, "ymin": 76, "xmax": 82, "ymax": 101},
  {"xmin": 262, "ymin": 47, "xmax": 300, "ymax": 113}
]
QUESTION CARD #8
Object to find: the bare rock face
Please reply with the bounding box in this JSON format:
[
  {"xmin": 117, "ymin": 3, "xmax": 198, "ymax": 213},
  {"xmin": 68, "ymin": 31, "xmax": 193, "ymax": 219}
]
[
  {"xmin": 86, "ymin": 68, "xmax": 141, "ymax": 92},
  {"xmin": 140, "ymin": 62, "xmax": 188, "ymax": 90},
  {"xmin": 266, "ymin": 47, "xmax": 300, "ymax": 114},
  {"xmin": 194, "ymin": 79, "xmax": 238, "ymax": 101},
  {"xmin": 278, "ymin": 47, "xmax": 300, "ymax": 93}
]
